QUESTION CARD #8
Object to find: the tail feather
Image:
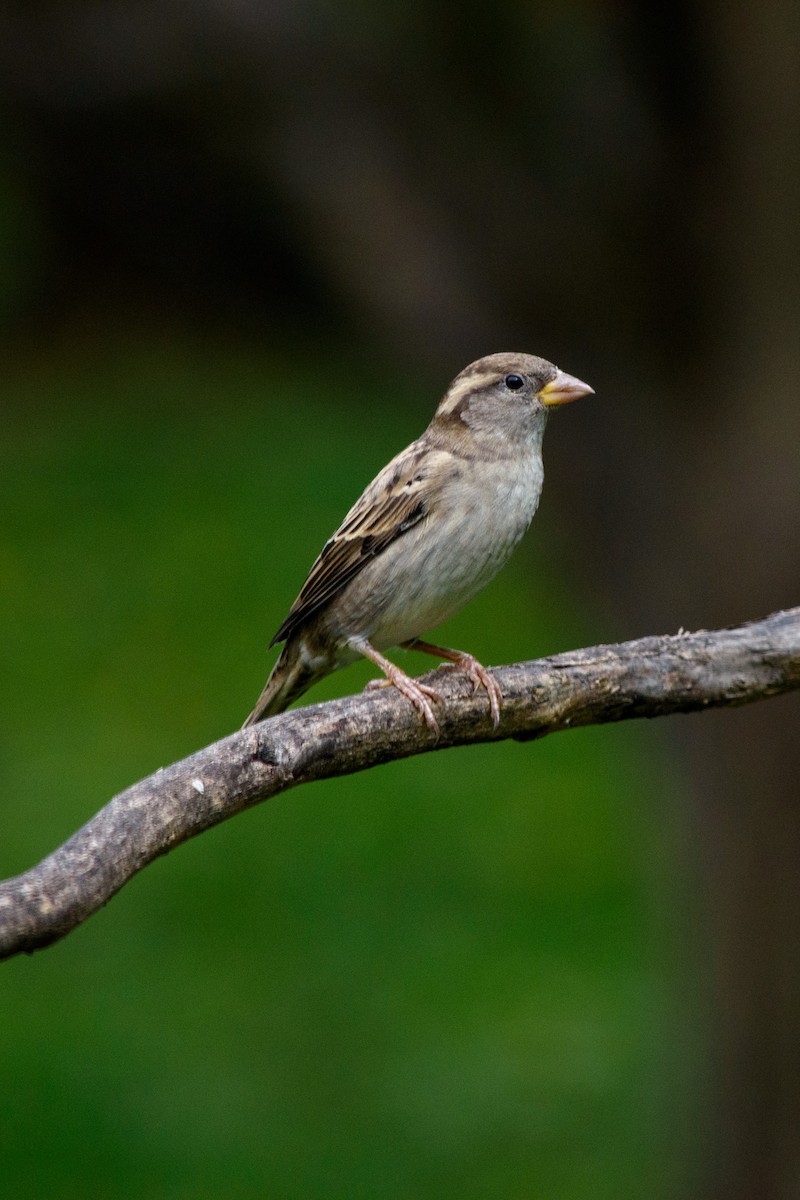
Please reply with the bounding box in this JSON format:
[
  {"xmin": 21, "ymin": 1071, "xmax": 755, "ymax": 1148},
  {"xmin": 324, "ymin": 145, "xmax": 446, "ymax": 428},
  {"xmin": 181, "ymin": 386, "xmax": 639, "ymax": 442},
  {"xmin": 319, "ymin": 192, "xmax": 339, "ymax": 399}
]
[{"xmin": 242, "ymin": 644, "xmax": 318, "ymax": 728}]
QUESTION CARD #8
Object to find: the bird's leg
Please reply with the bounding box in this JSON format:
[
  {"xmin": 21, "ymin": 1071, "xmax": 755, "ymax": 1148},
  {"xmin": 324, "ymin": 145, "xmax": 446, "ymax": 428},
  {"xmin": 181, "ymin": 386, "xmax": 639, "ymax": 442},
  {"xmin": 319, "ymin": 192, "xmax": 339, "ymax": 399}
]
[
  {"xmin": 354, "ymin": 638, "xmax": 442, "ymax": 734},
  {"xmin": 401, "ymin": 638, "xmax": 502, "ymax": 729}
]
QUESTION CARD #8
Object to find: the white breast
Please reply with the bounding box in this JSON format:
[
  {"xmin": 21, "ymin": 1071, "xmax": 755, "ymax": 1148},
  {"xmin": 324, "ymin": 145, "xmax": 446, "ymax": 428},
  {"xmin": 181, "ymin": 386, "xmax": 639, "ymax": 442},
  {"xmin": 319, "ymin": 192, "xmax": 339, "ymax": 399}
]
[{"xmin": 329, "ymin": 452, "xmax": 545, "ymax": 650}]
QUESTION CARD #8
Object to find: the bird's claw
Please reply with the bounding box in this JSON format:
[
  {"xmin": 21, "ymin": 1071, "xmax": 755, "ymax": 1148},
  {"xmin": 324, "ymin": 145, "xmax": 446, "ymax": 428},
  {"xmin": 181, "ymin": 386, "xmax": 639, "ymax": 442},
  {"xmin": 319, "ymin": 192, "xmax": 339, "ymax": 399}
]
[
  {"xmin": 443, "ymin": 653, "xmax": 502, "ymax": 729},
  {"xmin": 365, "ymin": 673, "xmax": 442, "ymax": 734}
]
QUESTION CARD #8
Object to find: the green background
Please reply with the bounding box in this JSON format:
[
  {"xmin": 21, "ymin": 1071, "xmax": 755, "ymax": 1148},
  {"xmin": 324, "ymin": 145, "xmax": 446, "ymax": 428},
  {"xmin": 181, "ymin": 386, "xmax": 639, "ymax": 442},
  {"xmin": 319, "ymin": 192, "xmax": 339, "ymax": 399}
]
[
  {"xmin": 3, "ymin": 3, "xmax": 798, "ymax": 1194},
  {"xmin": 2, "ymin": 344, "xmax": 695, "ymax": 1198}
]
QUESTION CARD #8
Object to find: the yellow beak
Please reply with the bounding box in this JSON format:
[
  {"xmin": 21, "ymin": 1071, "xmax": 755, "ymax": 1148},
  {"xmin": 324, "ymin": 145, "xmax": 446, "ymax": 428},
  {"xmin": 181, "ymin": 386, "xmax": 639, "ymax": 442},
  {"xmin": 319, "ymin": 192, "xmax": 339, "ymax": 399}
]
[{"xmin": 539, "ymin": 369, "xmax": 595, "ymax": 407}]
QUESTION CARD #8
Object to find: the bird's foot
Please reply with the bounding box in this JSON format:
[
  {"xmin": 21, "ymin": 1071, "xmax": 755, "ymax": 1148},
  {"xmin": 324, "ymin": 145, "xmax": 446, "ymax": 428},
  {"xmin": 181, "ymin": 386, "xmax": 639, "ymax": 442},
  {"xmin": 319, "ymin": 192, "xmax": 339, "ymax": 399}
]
[
  {"xmin": 441, "ymin": 652, "xmax": 501, "ymax": 729},
  {"xmin": 354, "ymin": 637, "xmax": 442, "ymax": 733},
  {"xmin": 364, "ymin": 671, "xmax": 442, "ymax": 734},
  {"xmin": 401, "ymin": 639, "xmax": 501, "ymax": 729}
]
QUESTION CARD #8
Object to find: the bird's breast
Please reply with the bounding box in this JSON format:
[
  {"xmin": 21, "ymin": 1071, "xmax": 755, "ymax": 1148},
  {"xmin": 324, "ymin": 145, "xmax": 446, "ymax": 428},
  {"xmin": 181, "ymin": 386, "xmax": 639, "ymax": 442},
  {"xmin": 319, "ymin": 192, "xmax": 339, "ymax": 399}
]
[{"xmin": 326, "ymin": 454, "xmax": 544, "ymax": 650}]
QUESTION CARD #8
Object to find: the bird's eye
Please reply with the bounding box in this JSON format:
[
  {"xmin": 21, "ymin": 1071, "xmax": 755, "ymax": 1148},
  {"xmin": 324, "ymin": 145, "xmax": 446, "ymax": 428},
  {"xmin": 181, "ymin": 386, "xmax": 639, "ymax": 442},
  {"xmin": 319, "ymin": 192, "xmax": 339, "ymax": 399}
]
[{"xmin": 504, "ymin": 374, "xmax": 524, "ymax": 391}]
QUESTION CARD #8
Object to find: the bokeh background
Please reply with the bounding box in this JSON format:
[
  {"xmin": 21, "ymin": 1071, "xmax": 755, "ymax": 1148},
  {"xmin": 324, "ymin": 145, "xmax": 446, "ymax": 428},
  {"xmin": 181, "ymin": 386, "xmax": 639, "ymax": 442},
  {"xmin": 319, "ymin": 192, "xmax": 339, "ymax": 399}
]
[{"xmin": 2, "ymin": 4, "xmax": 799, "ymax": 1198}]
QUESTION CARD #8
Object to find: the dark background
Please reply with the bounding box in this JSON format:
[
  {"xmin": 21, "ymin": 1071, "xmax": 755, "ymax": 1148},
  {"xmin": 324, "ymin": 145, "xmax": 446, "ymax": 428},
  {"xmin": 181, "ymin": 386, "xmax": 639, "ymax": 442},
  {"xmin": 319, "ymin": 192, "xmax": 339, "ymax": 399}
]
[{"xmin": 1, "ymin": 4, "xmax": 798, "ymax": 1197}]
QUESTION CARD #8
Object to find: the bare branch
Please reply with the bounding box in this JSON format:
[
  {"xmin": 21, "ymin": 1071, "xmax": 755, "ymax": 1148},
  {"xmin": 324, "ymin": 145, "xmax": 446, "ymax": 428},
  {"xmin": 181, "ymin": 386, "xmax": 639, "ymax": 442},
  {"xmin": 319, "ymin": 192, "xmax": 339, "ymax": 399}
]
[{"xmin": 2, "ymin": 608, "xmax": 799, "ymax": 961}]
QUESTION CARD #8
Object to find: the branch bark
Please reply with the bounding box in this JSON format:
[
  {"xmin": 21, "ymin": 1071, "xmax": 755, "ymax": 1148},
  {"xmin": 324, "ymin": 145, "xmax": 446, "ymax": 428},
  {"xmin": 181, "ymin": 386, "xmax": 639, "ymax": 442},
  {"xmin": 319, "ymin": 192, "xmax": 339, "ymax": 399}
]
[{"xmin": 2, "ymin": 608, "xmax": 798, "ymax": 962}]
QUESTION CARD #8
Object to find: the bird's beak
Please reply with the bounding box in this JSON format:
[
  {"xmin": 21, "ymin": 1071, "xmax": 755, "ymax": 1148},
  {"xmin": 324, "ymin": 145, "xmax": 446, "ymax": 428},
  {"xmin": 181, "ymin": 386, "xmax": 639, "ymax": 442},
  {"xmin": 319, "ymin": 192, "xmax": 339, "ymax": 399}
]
[{"xmin": 539, "ymin": 370, "xmax": 595, "ymax": 407}]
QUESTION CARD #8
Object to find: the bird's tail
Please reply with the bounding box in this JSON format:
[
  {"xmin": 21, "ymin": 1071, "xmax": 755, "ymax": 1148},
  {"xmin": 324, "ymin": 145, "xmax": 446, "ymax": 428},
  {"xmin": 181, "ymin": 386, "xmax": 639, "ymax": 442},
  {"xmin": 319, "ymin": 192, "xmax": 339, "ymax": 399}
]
[{"xmin": 242, "ymin": 643, "xmax": 318, "ymax": 728}]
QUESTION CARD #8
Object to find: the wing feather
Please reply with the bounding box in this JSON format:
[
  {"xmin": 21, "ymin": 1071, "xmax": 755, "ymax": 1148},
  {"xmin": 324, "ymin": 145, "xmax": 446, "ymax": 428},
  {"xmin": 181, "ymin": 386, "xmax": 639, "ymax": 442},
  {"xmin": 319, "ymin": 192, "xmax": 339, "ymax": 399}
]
[{"xmin": 269, "ymin": 444, "xmax": 443, "ymax": 646}]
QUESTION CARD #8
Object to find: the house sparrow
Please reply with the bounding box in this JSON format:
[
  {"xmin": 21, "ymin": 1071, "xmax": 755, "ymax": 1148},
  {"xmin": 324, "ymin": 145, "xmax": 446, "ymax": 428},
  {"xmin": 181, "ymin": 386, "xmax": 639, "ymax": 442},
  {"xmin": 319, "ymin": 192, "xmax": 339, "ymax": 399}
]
[{"xmin": 244, "ymin": 352, "xmax": 592, "ymax": 733}]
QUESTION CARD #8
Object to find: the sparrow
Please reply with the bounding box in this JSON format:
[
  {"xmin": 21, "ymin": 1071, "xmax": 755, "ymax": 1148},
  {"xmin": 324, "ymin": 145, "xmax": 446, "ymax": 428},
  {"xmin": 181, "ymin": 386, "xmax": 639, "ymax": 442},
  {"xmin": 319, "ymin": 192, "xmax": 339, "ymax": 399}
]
[{"xmin": 243, "ymin": 352, "xmax": 593, "ymax": 733}]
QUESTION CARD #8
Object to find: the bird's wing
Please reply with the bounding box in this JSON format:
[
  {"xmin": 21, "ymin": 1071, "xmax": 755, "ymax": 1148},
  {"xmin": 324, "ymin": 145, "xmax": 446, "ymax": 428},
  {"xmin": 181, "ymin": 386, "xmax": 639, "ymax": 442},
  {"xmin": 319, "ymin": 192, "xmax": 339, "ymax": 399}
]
[{"xmin": 270, "ymin": 442, "xmax": 446, "ymax": 646}]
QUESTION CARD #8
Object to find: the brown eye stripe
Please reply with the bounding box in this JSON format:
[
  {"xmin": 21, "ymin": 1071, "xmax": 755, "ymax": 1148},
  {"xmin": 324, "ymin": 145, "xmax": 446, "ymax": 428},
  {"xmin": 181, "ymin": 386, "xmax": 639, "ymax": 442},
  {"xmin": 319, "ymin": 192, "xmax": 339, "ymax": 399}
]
[{"xmin": 437, "ymin": 373, "xmax": 501, "ymax": 417}]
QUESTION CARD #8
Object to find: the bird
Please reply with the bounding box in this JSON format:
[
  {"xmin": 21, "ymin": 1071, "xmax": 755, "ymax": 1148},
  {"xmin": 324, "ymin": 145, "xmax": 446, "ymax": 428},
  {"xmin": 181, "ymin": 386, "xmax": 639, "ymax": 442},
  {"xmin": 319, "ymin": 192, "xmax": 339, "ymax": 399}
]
[{"xmin": 243, "ymin": 352, "xmax": 593, "ymax": 734}]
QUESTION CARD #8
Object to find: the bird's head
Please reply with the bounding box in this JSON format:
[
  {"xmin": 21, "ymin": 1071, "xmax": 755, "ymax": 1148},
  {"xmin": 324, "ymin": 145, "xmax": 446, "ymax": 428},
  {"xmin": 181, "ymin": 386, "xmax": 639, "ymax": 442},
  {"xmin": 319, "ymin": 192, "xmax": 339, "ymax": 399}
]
[{"xmin": 442, "ymin": 350, "xmax": 592, "ymax": 417}]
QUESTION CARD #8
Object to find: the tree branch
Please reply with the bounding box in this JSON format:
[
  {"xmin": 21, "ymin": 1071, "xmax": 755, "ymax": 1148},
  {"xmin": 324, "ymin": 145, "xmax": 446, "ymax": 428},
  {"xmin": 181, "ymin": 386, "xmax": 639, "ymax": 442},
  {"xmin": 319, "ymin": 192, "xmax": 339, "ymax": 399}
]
[{"xmin": 2, "ymin": 608, "xmax": 798, "ymax": 961}]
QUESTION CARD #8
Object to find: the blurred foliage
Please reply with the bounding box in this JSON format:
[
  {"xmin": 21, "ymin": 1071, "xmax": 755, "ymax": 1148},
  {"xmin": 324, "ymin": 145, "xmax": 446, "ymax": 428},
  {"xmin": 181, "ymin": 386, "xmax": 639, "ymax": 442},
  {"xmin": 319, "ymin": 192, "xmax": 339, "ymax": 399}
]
[
  {"xmin": 1, "ymin": 0, "xmax": 798, "ymax": 1195},
  {"xmin": 1, "ymin": 343, "xmax": 694, "ymax": 1198}
]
